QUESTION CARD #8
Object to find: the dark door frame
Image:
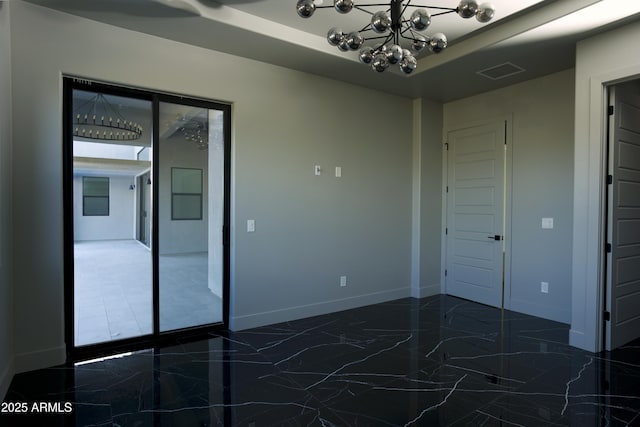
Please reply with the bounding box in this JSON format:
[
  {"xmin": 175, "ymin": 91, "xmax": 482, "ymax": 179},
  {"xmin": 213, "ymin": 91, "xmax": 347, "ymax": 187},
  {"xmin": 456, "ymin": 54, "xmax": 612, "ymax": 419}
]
[{"xmin": 63, "ymin": 76, "xmax": 231, "ymax": 361}]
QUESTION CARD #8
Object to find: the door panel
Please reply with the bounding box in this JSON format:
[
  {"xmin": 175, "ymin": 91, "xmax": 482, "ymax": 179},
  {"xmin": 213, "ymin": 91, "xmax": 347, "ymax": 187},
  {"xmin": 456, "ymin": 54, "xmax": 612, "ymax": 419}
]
[
  {"xmin": 158, "ymin": 101, "xmax": 225, "ymax": 332},
  {"xmin": 606, "ymin": 83, "xmax": 640, "ymax": 350},
  {"xmin": 446, "ymin": 122, "xmax": 506, "ymax": 308},
  {"xmin": 71, "ymin": 88, "xmax": 153, "ymax": 347}
]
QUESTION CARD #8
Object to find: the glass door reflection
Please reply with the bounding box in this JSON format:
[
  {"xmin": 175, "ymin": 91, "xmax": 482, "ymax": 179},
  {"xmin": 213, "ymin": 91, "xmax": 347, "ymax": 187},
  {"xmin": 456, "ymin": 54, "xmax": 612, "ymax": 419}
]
[
  {"xmin": 72, "ymin": 89, "xmax": 153, "ymax": 347},
  {"xmin": 158, "ymin": 101, "xmax": 225, "ymax": 331}
]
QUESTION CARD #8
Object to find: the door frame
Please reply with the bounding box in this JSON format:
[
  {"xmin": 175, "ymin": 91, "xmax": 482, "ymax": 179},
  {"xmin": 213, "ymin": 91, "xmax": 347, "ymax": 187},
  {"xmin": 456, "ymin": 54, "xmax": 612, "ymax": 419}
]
[
  {"xmin": 441, "ymin": 116, "xmax": 513, "ymax": 309},
  {"xmin": 63, "ymin": 76, "xmax": 231, "ymax": 360}
]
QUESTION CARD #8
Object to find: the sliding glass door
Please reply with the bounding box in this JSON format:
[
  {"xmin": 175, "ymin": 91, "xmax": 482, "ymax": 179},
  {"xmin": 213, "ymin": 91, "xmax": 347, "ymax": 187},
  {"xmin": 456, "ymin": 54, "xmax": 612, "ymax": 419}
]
[{"xmin": 64, "ymin": 78, "xmax": 230, "ymax": 355}]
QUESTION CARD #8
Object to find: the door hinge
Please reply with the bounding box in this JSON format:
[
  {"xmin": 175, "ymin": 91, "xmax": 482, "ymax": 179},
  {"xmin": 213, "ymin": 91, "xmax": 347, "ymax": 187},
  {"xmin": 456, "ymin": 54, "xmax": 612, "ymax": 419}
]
[
  {"xmin": 446, "ymin": 186, "xmax": 449, "ymax": 193},
  {"xmin": 445, "ymin": 227, "xmax": 448, "ymax": 235},
  {"xmin": 608, "ymin": 105, "xmax": 614, "ymax": 116},
  {"xmin": 606, "ymin": 243, "xmax": 612, "ymax": 253},
  {"xmin": 607, "ymin": 174, "xmax": 613, "ymax": 185},
  {"xmin": 603, "ymin": 311, "xmax": 611, "ymax": 321},
  {"xmin": 445, "ymin": 269, "xmax": 448, "ymax": 277}
]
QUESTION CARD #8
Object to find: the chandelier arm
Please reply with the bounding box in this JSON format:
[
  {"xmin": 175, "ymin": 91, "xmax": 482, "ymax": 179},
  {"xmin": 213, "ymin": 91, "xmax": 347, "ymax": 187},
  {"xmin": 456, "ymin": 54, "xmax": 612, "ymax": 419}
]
[
  {"xmin": 354, "ymin": 5, "xmax": 375, "ymax": 15},
  {"xmin": 353, "ymin": 5, "xmax": 379, "ymax": 15},
  {"xmin": 403, "ymin": 5, "xmax": 457, "ymax": 12},
  {"xmin": 399, "ymin": 0, "xmax": 412, "ymax": 18},
  {"xmin": 376, "ymin": 32, "xmax": 395, "ymax": 50},
  {"xmin": 363, "ymin": 34, "xmax": 393, "ymax": 42},
  {"xmin": 430, "ymin": 10, "xmax": 457, "ymax": 17},
  {"xmin": 354, "ymin": 2, "xmax": 392, "ymax": 6},
  {"xmin": 352, "ymin": 4, "xmax": 390, "ymax": 14},
  {"xmin": 399, "ymin": 31, "xmax": 423, "ymax": 43}
]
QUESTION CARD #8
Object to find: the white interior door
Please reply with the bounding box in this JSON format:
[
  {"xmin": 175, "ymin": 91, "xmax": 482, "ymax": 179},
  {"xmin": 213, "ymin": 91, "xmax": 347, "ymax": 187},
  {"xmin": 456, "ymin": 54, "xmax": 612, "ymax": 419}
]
[
  {"xmin": 445, "ymin": 121, "xmax": 506, "ymax": 308},
  {"xmin": 606, "ymin": 82, "xmax": 640, "ymax": 350}
]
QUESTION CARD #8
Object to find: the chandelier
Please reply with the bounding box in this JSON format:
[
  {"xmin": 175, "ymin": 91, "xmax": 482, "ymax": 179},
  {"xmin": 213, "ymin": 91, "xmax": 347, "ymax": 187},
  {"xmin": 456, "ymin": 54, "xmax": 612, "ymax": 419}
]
[
  {"xmin": 296, "ymin": 0, "xmax": 495, "ymax": 74},
  {"xmin": 73, "ymin": 93, "xmax": 143, "ymax": 141},
  {"xmin": 179, "ymin": 118, "xmax": 209, "ymax": 150}
]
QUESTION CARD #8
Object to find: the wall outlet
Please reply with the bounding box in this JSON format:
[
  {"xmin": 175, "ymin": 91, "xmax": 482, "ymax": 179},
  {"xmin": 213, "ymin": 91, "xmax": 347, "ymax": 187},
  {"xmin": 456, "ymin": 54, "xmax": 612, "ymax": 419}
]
[
  {"xmin": 541, "ymin": 281, "xmax": 549, "ymax": 293},
  {"xmin": 247, "ymin": 219, "xmax": 255, "ymax": 233},
  {"xmin": 340, "ymin": 276, "xmax": 347, "ymax": 287}
]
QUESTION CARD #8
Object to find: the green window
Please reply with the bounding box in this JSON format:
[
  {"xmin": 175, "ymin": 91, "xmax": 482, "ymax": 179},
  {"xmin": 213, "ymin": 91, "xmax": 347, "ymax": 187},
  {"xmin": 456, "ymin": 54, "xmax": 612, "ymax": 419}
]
[
  {"xmin": 83, "ymin": 176, "xmax": 109, "ymax": 216},
  {"xmin": 171, "ymin": 167, "xmax": 202, "ymax": 220}
]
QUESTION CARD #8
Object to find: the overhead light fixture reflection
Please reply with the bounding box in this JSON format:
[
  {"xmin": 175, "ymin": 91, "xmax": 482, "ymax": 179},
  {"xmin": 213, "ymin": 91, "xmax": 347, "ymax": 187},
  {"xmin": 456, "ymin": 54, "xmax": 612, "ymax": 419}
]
[
  {"xmin": 73, "ymin": 93, "xmax": 143, "ymax": 141},
  {"xmin": 296, "ymin": 0, "xmax": 495, "ymax": 74}
]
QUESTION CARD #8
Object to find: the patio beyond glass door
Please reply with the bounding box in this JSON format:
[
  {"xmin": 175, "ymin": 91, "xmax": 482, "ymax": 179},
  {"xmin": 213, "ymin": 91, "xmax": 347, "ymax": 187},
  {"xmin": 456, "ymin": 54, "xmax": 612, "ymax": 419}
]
[{"xmin": 158, "ymin": 100, "xmax": 225, "ymax": 331}]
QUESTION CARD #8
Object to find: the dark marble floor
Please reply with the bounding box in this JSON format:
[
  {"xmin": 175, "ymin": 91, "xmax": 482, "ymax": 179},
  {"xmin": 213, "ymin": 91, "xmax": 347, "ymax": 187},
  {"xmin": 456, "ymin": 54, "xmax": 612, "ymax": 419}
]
[{"xmin": 2, "ymin": 295, "xmax": 640, "ymax": 426}]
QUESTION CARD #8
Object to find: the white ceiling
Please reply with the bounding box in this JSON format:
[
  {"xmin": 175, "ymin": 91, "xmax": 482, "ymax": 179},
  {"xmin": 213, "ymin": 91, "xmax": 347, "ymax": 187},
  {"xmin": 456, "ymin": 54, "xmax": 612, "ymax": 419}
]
[{"xmin": 23, "ymin": 0, "xmax": 640, "ymax": 101}]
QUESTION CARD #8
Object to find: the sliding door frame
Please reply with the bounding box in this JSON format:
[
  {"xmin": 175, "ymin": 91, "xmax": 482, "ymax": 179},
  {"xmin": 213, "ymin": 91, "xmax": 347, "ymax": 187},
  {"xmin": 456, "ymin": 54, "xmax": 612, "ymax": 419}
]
[{"xmin": 63, "ymin": 77, "xmax": 231, "ymax": 361}]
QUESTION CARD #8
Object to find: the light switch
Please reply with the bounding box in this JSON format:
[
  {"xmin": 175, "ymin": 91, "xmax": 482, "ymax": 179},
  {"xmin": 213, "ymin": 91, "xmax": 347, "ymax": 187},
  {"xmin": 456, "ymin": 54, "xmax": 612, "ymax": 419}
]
[
  {"xmin": 314, "ymin": 165, "xmax": 321, "ymax": 176},
  {"xmin": 335, "ymin": 166, "xmax": 342, "ymax": 178},
  {"xmin": 247, "ymin": 219, "xmax": 255, "ymax": 233},
  {"xmin": 541, "ymin": 218, "xmax": 554, "ymax": 229}
]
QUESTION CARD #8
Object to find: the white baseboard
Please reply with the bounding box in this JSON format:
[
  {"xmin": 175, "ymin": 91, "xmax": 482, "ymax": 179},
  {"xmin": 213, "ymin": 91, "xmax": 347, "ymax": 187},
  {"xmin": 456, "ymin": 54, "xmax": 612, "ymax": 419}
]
[
  {"xmin": 509, "ymin": 298, "xmax": 570, "ymax": 325},
  {"xmin": 418, "ymin": 283, "xmax": 440, "ymax": 298},
  {"xmin": 230, "ymin": 287, "xmax": 411, "ymax": 331},
  {"xmin": 0, "ymin": 358, "xmax": 14, "ymax": 401},
  {"xmin": 13, "ymin": 345, "xmax": 66, "ymax": 375}
]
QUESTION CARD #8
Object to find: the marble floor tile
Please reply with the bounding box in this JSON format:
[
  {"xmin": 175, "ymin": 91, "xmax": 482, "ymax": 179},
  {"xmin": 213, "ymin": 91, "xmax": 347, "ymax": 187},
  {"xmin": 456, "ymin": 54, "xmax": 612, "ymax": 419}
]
[{"xmin": 2, "ymin": 295, "xmax": 640, "ymax": 426}]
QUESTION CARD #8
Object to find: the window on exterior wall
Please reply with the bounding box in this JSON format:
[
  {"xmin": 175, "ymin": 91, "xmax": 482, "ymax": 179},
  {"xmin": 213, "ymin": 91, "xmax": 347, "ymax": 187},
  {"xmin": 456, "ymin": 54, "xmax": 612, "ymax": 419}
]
[
  {"xmin": 82, "ymin": 176, "xmax": 109, "ymax": 216},
  {"xmin": 171, "ymin": 167, "xmax": 202, "ymax": 220}
]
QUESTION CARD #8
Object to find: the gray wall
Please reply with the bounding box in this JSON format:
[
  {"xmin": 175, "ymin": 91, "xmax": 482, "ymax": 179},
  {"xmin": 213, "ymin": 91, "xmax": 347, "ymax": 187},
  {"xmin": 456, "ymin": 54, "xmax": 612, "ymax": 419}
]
[
  {"xmin": 0, "ymin": 0, "xmax": 14, "ymax": 400},
  {"xmin": 443, "ymin": 69, "xmax": 575, "ymax": 324},
  {"xmin": 8, "ymin": 1, "xmax": 413, "ymax": 372},
  {"xmin": 572, "ymin": 21, "xmax": 640, "ymax": 352}
]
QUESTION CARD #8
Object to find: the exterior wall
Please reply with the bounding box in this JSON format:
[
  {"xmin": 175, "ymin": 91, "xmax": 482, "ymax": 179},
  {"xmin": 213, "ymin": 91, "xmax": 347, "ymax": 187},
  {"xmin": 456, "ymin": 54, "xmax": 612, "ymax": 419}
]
[
  {"xmin": 443, "ymin": 69, "xmax": 575, "ymax": 324},
  {"xmin": 73, "ymin": 175, "xmax": 137, "ymax": 241},
  {"xmin": 9, "ymin": 1, "xmax": 413, "ymax": 372},
  {"xmin": 0, "ymin": 0, "xmax": 15, "ymax": 400}
]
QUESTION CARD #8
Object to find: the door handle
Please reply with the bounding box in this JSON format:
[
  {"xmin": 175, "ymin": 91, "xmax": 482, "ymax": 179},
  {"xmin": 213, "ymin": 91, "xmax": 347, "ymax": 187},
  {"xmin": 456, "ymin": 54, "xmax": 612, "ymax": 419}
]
[{"xmin": 488, "ymin": 235, "xmax": 502, "ymax": 241}]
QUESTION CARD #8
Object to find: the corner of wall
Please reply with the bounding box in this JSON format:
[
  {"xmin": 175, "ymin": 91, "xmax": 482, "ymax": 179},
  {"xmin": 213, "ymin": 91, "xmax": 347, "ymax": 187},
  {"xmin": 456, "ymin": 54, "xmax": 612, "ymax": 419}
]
[
  {"xmin": 410, "ymin": 98, "xmax": 423, "ymax": 298},
  {"xmin": 0, "ymin": 0, "xmax": 14, "ymax": 400},
  {"xmin": 13, "ymin": 346, "xmax": 67, "ymax": 375},
  {"xmin": 0, "ymin": 357, "xmax": 15, "ymax": 400}
]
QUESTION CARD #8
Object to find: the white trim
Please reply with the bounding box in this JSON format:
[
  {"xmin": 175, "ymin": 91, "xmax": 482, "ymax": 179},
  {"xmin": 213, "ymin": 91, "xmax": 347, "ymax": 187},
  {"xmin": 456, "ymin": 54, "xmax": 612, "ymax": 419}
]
[
  {"xmin": 440, "ymin": 137, "xmax": 448, "ymax": 295},
  {"xmin": 411, "ymin": 99, "xmax": 423, "ymax": 299}
]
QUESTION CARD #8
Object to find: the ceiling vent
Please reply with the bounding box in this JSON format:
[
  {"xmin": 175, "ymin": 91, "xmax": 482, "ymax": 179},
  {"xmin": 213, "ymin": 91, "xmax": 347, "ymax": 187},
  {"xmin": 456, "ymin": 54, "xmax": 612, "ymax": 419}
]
[{"xmin": 477, "ymin": 62, "xmax": 525, "ymax": 80}]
